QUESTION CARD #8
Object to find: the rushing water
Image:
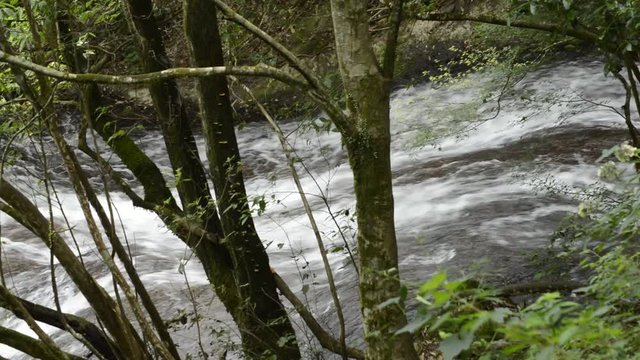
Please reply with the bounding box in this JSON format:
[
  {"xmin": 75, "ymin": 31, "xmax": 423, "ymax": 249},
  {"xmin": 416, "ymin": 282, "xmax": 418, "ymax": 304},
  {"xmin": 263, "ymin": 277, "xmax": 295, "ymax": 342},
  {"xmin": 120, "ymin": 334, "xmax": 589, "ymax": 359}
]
[{"xmin": 0, "ymin": 59, "xmax": 632, "ymax": 358}]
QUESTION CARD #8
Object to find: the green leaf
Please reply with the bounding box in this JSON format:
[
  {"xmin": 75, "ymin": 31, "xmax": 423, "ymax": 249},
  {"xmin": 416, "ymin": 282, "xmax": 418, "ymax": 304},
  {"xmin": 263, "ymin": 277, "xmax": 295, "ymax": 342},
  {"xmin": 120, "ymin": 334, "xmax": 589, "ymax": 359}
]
[
  {"xmin": 420, "ymin": 272, "xmax": 447, "ymax": 294},
  {"xmin": 558, "ymin": 325, "xmax": 579, "ymax": 345},
  {"xmin": 598, "ymin": 146, "xmax": 618, "ymax": 161},
  {"xmin": 562, "ymin": 0, "xmax": 572, "ymax": 10},
  {"xmin": 440, "ymin": 332, "xmax": 474, "ymax": 360},
  {"xmin": 433, "ymin": 290, "xmax": 452, "ymax": 306},
  {"xmin": 431, "ymin": 312, "xmax": 451, "ymax": 330},
  {"xmin": 467, "ymin": 312, "xmax": 492, "ymax": 333},
  {"xmin": 396, "ymin": 314, "xmax": 432, "ymax": 334},
  {"xmin": 376, "ymin": 296, "xmax": 401, "ymax": 310},
  {"xmin": 536, "ymin": 346, "xmax": 554, "ymax": 360},
  {"xmin": 592, "ymin": 305, "xmax": 612, "ymax": 317},
  {"xmin": 490, "ymin": 308, "xmax": 512, "ymax": 324}
]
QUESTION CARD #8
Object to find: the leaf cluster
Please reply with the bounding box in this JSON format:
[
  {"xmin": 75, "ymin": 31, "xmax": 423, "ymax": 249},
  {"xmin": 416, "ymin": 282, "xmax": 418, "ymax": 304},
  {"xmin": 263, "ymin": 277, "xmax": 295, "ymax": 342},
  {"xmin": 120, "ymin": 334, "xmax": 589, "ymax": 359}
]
[
  {"xmin": 512, "ymin": 0, "xmax": 640, "ymax": 64},
  {"xmin": 406, "ymin": 146, "xmax": 640, "ymax": 359}
]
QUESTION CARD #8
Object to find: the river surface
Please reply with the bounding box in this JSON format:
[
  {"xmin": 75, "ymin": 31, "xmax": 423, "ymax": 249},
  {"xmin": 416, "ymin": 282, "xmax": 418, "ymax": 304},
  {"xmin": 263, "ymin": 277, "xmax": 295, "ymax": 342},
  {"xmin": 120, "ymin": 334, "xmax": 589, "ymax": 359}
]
[{"xmin": 0, "ymin": 59, "xmax": 632, "ymax": 359}]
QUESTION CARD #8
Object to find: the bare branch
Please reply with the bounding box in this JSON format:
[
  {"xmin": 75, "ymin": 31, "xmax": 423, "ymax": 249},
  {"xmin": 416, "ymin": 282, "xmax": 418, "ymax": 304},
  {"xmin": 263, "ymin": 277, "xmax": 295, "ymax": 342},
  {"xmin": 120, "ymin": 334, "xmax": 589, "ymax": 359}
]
[
  {"xmin": 212, "ymin": 0, "xmax": 352, "ymax": 135},
  {"xmin": 412, "ymin": 12, "xmax": 598, "ymax": 43},
  {"xmin": 80, "ymin": 147, "xmax": 219, "ymax": 246},
  {"xmin": 273, "ymin": 271, "xmax": 365, "ymax": 360},
  {"xmin": 241, "ymin": 82, "xmax": 348, "ymax": 359},
  {"xmin": 0, "ymin": 285, "xmax": 70, "ymax": 359},
  {"xmin": 613, "ymin": 72, "xmax": 640, "ymax": 146},
  {"xmin": 213, "ymin": 0, "xmax": 320, "ymax": 89},
  {"xmin": 0, "ymin": 325, "xmax": 84, "ymax": 360},
  {"xmin": 0, "ymin": 177, "xmax": 147, "ymax": 358},
  {"xmin": 495, "ymin": 281, "xmax": 585, "ymax": 297},
  {"xmin": 0, "ymin": 293, "xmax": 119, "ymax": 359},
  {"xmin": 0, "ymin": 49, "xmax": 309, "ymax": 89}
]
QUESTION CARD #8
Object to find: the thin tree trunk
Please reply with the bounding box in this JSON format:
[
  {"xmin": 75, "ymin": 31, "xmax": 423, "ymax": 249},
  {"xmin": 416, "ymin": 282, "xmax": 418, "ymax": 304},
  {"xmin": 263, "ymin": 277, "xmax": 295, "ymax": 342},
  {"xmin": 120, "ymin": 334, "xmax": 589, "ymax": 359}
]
[
  {"xmin": 120, "ymin": 1, "xmax": 303, "ymax": 357},
  {"xmin": 120, "ymin": 0, "xmax": 213, "ymax": 218},
  {"xmin": 54, "ymin": 11, "xmax": 181, "ymax": 358},
  {"xmin": 329, "ymin": 1, "xmax": 418, "ymax": 358},
  {"xmin": 183, "ymin": 1, "xmax": 300, "ymax": 357},
  {"xmin": 0, "ymin": 23, "xmax": 148, "ymax": 358},
  {"xmin": 119, "ymin": 0, "xmax": 241, "ymax": 315}
]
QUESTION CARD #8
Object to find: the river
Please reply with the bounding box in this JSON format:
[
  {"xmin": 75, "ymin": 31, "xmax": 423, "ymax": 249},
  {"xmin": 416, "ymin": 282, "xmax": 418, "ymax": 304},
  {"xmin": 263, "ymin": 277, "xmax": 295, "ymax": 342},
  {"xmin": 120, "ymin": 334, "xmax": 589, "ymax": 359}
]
[{"xmin": 0, "ymin": 59, "xmax": 631, "ymax": 358}]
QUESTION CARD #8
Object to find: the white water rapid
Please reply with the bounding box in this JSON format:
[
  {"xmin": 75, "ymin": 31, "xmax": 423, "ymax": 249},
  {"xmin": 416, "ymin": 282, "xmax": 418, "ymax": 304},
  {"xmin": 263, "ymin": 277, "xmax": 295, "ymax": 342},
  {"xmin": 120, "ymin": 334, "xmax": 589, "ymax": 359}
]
[{"xmin": 0, "ymin": 59, "xmax": 632, "ymax": 358}]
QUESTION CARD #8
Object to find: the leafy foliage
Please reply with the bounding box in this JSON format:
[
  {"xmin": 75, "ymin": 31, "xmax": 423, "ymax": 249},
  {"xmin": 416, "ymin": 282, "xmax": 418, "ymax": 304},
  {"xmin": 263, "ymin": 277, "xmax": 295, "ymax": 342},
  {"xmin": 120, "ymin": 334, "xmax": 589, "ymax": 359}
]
[
  {"xmin": 407, "ymin": 146, "xmax": 640, "ymax": 359},
  {"xmin": 511, "ymin": 0, "xmax": 640, "ymax": 67}
]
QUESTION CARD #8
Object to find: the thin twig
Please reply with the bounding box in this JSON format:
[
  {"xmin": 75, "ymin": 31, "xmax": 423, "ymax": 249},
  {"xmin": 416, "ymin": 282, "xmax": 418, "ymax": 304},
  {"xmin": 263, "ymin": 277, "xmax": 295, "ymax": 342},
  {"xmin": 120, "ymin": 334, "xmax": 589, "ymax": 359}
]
[{"xmin": 241, "ymin": 83, "xmax": 349, "ymax": 359}]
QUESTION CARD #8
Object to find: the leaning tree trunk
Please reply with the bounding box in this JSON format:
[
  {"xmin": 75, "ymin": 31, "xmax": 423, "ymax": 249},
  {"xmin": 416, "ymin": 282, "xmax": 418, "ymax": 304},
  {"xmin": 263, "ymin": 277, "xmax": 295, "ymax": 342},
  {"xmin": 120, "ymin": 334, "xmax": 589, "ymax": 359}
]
[
  {"xmin": 0, "ymin": 24, "xmax": 149, "ymax": 359},
  {"xmin": 329, "ymin": 0, "xmax": 418, "ymax": 359},
  {"xmin": 183, "ymin": 0, "xmax": 301, "ymax": 358},
  {"xmin": 121, "ymin": 0, "xmax": 300, "ymax": 357},
  {"xmin": 120, "ymin": 0, "xmax": 244, "ymax": 344}
]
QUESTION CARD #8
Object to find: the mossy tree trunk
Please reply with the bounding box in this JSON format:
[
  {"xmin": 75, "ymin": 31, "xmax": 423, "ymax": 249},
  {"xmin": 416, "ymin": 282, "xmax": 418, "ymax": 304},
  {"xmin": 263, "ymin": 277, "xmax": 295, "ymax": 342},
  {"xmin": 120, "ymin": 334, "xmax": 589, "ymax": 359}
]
[
  {"xmin": 54, "ymin": 8, "xmax": 181, "ymax": 358},
  {"xmin": 121, "ymin": 0, "xmax": 300, "ymax": 357},
  {"xmin": 329, "ymin": 0, "xmax": 418, "ymax": 359},
  {"xmin": 183, "ymin": 1, "xmax": 301, "ymax": 358},
  {"xmin": 120, "ymin": 0, "xmax": 245, "ymax": 334}
]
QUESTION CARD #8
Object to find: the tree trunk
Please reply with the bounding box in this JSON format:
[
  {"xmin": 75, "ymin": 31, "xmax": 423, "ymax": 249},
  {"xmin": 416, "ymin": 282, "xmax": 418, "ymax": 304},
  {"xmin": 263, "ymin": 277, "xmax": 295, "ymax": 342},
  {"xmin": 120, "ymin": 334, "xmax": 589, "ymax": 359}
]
[
  {"xmin": 120, "ymin": 0, "xmax": 213, "ymax": 217},
  {"xmin": 329, "ymin": 1, "xmax": 418, "ymax": 358},
  {"xmin": 121, "ymin": 1, "xmax": 301, "ymax": 357},
  {"xmin": 183, "ymin": 1, "xmax": 300, "ymax": 358}
]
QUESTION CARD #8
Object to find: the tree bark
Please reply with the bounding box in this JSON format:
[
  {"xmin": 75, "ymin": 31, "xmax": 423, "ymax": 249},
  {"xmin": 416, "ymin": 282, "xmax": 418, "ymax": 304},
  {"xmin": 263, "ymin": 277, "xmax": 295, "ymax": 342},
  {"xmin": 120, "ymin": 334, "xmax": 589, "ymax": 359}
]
[
  {"xmin": 329, "ymin": 1, "xmax": 418, "ymax": 359},
  {"xmin": 0, "ymin": 326, "xmax": 84, "ymax": 360},
  {"xmin": 118, "ymin": 0, "xmax": 252, "ymax": 351},
  {"xmin": 55, "ymin": 12, "xmax": 182, "ymax": 358},
  {"xmin": 183, "ymin": 1, "xmax": 300, "ymax": 357},
  {"xmin": 0, "ymin": 292, "xmax": 119, "ymax": 360}
]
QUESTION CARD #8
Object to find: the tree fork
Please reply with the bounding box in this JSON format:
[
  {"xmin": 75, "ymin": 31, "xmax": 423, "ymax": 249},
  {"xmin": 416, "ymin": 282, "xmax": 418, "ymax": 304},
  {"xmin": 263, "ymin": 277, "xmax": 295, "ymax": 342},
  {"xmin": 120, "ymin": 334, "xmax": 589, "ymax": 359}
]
[{"xmin": 184, "ymin": 0, "xmax": 301, "ymax": 357}]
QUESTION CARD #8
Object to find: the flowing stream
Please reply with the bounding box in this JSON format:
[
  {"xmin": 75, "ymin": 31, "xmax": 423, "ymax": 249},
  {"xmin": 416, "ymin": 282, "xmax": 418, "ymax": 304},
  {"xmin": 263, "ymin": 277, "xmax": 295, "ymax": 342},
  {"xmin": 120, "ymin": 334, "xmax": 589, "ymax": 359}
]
[{"xmin": 0, "ymin": 59, "xmax": 632, "ymax": 358}]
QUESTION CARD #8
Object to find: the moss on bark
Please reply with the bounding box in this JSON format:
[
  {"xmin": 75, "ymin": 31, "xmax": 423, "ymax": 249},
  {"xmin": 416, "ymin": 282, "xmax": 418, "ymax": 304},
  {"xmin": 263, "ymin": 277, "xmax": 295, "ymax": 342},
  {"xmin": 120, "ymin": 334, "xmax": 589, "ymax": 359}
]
[{"xmin": 184, "ymin": 0, "xmax": 301, "ymax": 357}]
